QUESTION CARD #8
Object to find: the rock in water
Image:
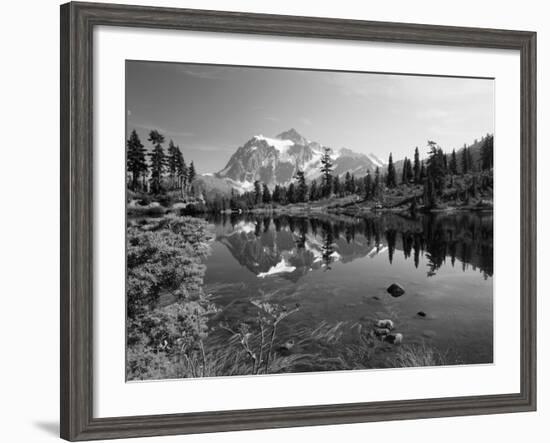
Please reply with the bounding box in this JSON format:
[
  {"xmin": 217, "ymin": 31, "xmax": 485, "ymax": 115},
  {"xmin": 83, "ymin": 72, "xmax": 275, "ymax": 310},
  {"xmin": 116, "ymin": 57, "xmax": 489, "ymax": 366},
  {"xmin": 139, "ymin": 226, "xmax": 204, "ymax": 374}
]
[
  {"xmin": 376, "ymin": 319, "xmax": 395, "ymax": 330},
  {"xmin": 384, "ymin": 333, "xmax": 403, "ymax": 344},
  {"xmin": 374, "ymin": 327, "xmax": 391, "ymax": 337},
  {"xmin": 387, "ymin": 283, "xmax": 405, "ymax": 297}
]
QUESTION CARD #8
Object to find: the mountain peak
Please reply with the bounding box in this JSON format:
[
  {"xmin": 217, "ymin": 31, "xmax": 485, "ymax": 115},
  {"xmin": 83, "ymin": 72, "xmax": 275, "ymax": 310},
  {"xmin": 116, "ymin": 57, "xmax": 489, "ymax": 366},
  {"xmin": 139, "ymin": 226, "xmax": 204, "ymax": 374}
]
[
  {"xmin": 216, "ymin": 129, "xmax": 383, "ymax": 191},
  {"xmin": 276, "ymin": 128, "xmax": 307, "ymax": 145}
]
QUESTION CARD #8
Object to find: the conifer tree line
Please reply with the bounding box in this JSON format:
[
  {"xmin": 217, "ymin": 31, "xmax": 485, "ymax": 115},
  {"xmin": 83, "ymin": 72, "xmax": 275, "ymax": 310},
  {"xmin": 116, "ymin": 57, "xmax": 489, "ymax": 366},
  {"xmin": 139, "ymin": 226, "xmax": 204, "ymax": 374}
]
[
  {"xmin": 127, "ymin": 128, "xmax": 493, "ymax": 212},
  {"xmin": 219, "ymin": 134, "xmax": 493, "ymax": 212},
  {"xmin": 421, "ymin": 135, "xmax": 494, "ymax": 208},
  {"xmin": 126, "ymin": 129, "xmax": 196, "ymax": 195}
]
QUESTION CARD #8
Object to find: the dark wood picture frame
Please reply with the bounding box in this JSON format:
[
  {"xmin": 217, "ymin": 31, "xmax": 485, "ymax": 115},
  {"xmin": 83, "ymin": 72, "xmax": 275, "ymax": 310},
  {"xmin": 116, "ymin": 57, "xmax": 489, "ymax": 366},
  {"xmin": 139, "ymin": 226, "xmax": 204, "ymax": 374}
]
[{"xmin": 60, "ymin": 2, "xmax": 537, "ymax": 441}]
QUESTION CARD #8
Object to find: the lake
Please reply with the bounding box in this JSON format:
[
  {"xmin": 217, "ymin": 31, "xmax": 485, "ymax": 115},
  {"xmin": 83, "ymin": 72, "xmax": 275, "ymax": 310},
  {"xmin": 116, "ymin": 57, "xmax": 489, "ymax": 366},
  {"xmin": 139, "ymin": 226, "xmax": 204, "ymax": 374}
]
[{"xmin": 200, "ymin": 211, "xmax": 493, "ymax": 369}]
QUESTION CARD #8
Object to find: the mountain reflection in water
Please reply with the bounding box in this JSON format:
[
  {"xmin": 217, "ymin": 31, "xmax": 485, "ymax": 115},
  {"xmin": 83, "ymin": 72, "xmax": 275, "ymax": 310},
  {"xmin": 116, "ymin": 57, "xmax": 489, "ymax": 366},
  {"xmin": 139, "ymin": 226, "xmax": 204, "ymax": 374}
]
[
  {"xmin": 205, "ymin": 212, "xmax": 493, "ymax": 281},
  {"xmin": 201, "ymin": 212, "xmax": 493, "ymax": 366}
]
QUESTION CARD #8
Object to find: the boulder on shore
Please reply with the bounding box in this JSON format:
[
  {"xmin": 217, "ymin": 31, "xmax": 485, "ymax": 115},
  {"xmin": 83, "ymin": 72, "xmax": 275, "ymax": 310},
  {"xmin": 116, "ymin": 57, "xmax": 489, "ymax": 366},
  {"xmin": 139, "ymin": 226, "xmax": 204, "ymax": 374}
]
[
  {"xmin": 374, "ymin": 327, "xmax": 391, "ymax": 337},
  {"xmin": 387, "ymin": 283, "xmax": 405, "ymax": 298}
]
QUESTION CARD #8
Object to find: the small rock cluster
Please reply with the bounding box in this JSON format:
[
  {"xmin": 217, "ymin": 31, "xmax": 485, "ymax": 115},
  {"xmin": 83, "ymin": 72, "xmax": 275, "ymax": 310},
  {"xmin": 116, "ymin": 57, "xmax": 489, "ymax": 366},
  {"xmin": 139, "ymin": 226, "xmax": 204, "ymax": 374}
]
[
  {"xmin": 373, "ymin": 319, "xmax": 403, "ymax": 345},
  {"xmin": 367, "ymin": 283, "xmax": 430, "ymax": 345}
]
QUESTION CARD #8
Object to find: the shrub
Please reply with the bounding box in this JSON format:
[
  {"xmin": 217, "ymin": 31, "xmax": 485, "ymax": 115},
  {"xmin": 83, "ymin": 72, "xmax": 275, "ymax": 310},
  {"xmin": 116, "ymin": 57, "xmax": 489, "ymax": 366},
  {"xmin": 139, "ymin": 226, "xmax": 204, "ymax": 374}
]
[
  {"xmin": 126, "ymin": 215, "xmax": 215, "ymax": 380},
  {"xmin": 181, "ymin": 202, "xmax": 208, "ymax": 215}
]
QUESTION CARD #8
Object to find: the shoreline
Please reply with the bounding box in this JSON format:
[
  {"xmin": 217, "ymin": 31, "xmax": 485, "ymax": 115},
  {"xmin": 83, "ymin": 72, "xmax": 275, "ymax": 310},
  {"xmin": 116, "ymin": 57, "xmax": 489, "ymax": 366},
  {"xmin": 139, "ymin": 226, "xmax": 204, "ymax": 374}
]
[{"xmin": 128, "ymin": 200, "xmax": 494, "ymax": 217}]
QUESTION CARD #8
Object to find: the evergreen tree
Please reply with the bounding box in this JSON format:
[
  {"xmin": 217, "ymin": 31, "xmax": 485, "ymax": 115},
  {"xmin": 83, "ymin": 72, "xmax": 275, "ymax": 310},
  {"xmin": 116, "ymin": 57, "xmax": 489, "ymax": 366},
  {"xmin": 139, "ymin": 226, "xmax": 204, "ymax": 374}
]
[
  {"xmin": 295, "ymin": 170, "xmax": 308, "ymax": 202},
  {"xmin": 309, "ymin": 180, "xmax": 319, "ymax": 201},
  {"xmin": 441, "ymin": 149, "xmax": 448, "ymax": 173},
  {"xmin": 320, "ymin": 147, "xmax": 334, "ymax": 197},
  {"xmin": 175, "ymin": 147, "xmax": 187, "ymax": 195},
  {"xmin": 461, "ymin": 145, "xmax": 470, "ymax": 174},
  {"xmin": 262, "ymin": 183, "xmax": 272, "ymax": 204},
  {"xmin": 147, "ymin": 130, "xmax": 166, "ymax": 194},
  {"xmin": 364, "ymin": 172, "xmax": 373, "ymax": 199},
  {"xmin": 253, "ymin": 180, "xmax": 262, "ymax": 205},
  {"xmin": 188, "ymin": 161, "xmax": 196, "ymax": 184},
  {"xmin": 287, "ymin": 183, "xmax": 297, "ymax": 204},
  {"xmin": 480, "ymin": 135, "xmax": 494, "ymax": 170},
  {"xmin": 425, "ymin": 176, "xmax": 437, "ymax": 208},
  {"xmin": 272, "ymin": 185, "xmax": 282, "ymax": 204},
  {"xmin": 386, "ymin": 153, "xmax": 397, "ymax": 188},
  {"xmin": 426, "ymin": 140, "xmax": 446, "ymax": 199},
  {"xmin": 333, "ymin": 175, "xmax": 342, "ymax": 197},
  {"xmin": 413, "ymin": 147, "xmax": 421, "ymax": 184},
  {"xmin": 166, "ymin": 139, "xmax": 179, "ymax": 190},
  {"xmin": 229, "ymin": 189, "xmax": 239, "ymax": 211},
  {"xmin": 420, "ymin": 161, "xmax": 426, "ymax": 181},
  {"xmin": 374, "ymin": 167, "xmax": 381, "ymax": 197},
  {"xmin": 187, "ymin": 161, "xmax": 198, "ymax": 196},
  {"xmin": 406, "ymin": 158, "xmax": 414, "ymax": 183},
  {"xmin": 471, "ymin": 174, "xmax": 479, "ymax": 198},
  {"xmin": 401, "ymin": 157, "xmax": 414, "ymax": 185},
  {"xmin": 279, "ymin": 186, "xmax": 287, "ymax": 204},
  {"xmin": 449, "ymin": 149, "xmax": 458, "ymax": 175},
  {"xmin": 126, "ymin": 129, "xmax": 147, "ymax": 191},
  {"xmin": 344, "ymin": 172, "xmax": 353, "ymax": 195},
  {"xmin": 355, "ymin": 174, "xmax": 365, "ymax": 195}
]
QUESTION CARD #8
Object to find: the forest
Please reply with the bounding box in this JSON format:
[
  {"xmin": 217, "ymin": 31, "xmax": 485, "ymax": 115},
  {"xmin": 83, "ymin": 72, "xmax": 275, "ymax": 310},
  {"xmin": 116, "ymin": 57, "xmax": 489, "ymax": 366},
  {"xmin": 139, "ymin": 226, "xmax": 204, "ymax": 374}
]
[{"xmin": 127, "ymin": 128, "xmax": 494, "ymax": 215}]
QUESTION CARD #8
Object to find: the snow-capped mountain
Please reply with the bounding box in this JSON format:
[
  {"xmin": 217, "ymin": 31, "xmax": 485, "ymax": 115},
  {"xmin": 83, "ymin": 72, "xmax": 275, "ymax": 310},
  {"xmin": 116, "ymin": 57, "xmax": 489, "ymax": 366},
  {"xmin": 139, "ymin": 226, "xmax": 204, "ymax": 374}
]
[{"xmin": 214, "ymin": 129, "xmax": 384, "ymax": 192}]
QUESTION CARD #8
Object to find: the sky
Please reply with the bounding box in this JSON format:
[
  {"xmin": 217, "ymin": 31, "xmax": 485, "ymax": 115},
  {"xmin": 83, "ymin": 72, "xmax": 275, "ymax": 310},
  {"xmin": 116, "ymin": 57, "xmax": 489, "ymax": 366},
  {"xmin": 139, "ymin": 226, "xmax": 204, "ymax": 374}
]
[{"xmin": 126, "ymin": 60, "xmax": 494, "ymax": 174}]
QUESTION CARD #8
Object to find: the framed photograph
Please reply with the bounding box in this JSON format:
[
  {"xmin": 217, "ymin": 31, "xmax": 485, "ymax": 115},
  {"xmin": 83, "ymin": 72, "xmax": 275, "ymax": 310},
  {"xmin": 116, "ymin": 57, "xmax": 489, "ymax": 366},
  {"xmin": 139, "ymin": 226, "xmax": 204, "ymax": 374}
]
[{"xmin": 60, "ymin": 2, "xmax": 536, "ymax": 441}]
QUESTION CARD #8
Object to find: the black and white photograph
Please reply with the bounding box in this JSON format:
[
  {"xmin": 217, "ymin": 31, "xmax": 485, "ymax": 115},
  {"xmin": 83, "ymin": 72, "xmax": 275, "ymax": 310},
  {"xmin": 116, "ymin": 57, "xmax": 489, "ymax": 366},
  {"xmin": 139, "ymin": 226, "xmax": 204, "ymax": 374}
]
[
  {"xmin": 125, "ymin": 61, "xmax": 494, "ymax": 381},
  {"xmin": 1, "ymin": 0, "xmax": 544, "ymax": 441}
]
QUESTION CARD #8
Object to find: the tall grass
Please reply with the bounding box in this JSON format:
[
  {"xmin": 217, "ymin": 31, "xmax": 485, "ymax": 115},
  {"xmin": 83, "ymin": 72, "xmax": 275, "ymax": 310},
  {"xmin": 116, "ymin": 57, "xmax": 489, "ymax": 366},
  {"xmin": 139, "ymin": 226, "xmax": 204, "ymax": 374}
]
[
  {"xmin": 128, "ymin": 314, "xmax": 455, "ymax": 381},
  {"xmin": 391, "ymin": 342, "xmax": 457, "ymax": 368}
]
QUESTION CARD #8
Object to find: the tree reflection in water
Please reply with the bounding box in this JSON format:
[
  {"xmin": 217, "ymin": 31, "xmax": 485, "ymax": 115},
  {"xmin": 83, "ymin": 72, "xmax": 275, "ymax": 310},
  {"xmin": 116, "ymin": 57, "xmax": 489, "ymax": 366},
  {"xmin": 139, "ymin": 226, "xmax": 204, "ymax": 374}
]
[
  {"xmin": 207, "ymin": 211, "xmax": 493, "ymax": 280},
  {"xmin": 321, "ymin": 227, "xmax": 335, "ymax": 270}
]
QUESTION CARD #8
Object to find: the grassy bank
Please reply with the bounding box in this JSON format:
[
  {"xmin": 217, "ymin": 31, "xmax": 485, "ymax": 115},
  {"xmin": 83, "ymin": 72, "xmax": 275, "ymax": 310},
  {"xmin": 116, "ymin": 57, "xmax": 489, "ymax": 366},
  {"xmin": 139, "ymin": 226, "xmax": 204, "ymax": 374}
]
[
  {"xmin": 127, "ymin": 168, "xmax": 493, "ymax": 219},
  {"xmin": 129, "ymin": 281, "xmax": 458, "ymax": 380}
]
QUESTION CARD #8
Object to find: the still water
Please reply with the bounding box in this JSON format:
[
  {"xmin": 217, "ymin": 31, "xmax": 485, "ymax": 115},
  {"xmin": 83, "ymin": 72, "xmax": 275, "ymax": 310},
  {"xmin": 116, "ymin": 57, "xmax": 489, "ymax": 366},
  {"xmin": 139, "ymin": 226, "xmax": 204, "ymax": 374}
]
[{"xmin": 201, "ymin": 212, "xmax": 493, "ymax": 367}]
